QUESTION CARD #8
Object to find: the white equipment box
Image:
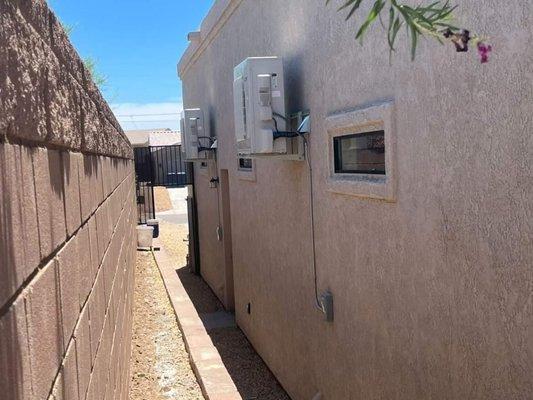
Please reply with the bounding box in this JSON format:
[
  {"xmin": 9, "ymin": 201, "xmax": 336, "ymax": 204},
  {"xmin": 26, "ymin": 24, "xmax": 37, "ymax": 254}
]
[
  {"xmin": 182, "ymin": 108, "xmax": 212, "ymax": 161},
  {"xmin": 233, "ymin": 57, "xmax": 303, "ymax": 160}
]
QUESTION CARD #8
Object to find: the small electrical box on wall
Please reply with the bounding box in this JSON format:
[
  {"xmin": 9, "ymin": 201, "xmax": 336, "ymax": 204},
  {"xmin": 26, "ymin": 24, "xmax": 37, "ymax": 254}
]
[
  {"xmin": 233, "ymin": 57, "xmax": 303, "ymax": 160},
  {"xmin": 181, "ymin": 108, "xmax": 214, "ymax": 162}
]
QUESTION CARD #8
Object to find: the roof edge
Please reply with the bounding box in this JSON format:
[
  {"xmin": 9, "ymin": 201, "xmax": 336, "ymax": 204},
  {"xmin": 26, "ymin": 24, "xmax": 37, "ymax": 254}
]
[{"xmin": 177, "ymin": 0, "xmax": 243, "ymax": 78}]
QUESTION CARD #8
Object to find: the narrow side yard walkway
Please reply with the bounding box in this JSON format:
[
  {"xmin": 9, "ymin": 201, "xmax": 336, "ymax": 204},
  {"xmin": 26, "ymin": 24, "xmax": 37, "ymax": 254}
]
[
  {"xmin": 158, "ymin": 220, "xmax": 291, "ymax": 400},
  {"xmin": 130, "ymin": 251, "xmax": 204, "ymax": 400}
]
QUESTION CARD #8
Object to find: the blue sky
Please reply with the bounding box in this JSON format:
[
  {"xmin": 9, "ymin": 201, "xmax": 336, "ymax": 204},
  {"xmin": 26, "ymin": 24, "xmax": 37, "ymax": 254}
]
[{"xmin": 48, "ymin": 0, "xmax": 214, "ymax": 131}]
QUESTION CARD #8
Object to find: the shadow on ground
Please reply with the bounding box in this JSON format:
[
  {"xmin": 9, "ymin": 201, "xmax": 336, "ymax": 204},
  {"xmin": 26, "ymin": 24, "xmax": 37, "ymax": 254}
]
[{"xmin": 175, "ymin": 265, "xmax": 291, "ymax": 400}]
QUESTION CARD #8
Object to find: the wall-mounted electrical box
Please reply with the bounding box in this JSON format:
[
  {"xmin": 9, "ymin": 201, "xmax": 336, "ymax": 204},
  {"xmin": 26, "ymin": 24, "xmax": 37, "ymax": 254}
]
[
  {"xmin": 233, "ymin": 57, "xmax": 304, "ymax": 160},
  {"xmin": 181, "ymin": 108, "xmax": 214, "ymax": 162}
]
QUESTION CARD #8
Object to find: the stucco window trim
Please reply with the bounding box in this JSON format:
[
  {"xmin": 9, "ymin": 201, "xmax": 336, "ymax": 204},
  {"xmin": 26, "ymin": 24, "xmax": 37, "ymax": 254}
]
[
  {"xmin": 197, "ymin": 160, "xmax": 213, "ymax": 178},
  {"xmin": 325, "ymin": 100, "xmax": 397, "ymax": 202},
  {"xmin": 236, "ymin": 159, "xmax": 256, "ymax": 182}
]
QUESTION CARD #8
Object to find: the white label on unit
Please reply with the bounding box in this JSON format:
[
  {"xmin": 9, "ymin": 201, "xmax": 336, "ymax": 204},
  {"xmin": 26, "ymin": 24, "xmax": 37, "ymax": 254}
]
[{"xmin": 272, "ymin": 91, "xmax": 281, "ymax": 98}]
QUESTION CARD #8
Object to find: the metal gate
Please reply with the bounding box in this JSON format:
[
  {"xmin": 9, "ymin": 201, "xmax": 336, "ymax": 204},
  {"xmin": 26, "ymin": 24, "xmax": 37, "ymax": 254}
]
[
  {"xmin": 134, "ymin": 145, "xmax": 190, "ymax": 224},
  {"xmin": 135, "ymin": 180, "xmax": 155, "ymax": 225}
]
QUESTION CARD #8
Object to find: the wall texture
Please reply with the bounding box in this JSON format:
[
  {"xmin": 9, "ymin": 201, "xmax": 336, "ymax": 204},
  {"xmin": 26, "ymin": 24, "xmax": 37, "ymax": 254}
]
[
  {"xmin": 0, "ymin": 1, "xmax": 137, "ymax": 399},
  {"xmin": 179, "ymin": 1, "xmax": 533, "ymax": 399}
]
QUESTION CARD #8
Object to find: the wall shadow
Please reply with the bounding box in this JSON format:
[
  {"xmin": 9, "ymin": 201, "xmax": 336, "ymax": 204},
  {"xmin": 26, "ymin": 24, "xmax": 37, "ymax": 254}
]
[
  {"xmin": 175, "ymin": 265, "xmax": 291, "ymax": 400},
  {"xmin": 2, "ymin": 306, "xmax": 27, "ymax": 399}
]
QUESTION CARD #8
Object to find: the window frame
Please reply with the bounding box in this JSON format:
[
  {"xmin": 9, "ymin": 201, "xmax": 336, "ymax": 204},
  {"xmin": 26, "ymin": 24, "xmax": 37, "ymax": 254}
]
[
  {"xmin": 325, "ymin": 101, "xmax": 396, "ymax": 202},
  {"xmin": 333, "ymin": 130, "xmax": 386, "ymax": 175},
  {"xmin": 238, "ymin": 157, "xmax": 253, "ymax": 171},
  {"xmin": 236, "ymin": 157, "xmax": 256, "ymax": 182}
]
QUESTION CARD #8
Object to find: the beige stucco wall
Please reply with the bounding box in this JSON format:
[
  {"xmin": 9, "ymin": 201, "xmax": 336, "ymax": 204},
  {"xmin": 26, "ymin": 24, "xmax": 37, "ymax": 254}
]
[
  {"xmin": 195, "ymin": 163, "xmax": 227, "ymax": 302},
  {"xmin": 1, "ymin": 1, "xmax": 137, "ymax": 399},
  {"xmin": 179, "ymin": 1, "xmax": 533, "ymax": 399}
]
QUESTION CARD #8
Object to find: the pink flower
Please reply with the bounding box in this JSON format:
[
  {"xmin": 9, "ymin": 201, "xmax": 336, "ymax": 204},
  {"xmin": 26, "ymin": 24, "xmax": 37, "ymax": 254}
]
[{"xmin": 477, "ymin": 42, "xmax": 492, "ymax": 63}]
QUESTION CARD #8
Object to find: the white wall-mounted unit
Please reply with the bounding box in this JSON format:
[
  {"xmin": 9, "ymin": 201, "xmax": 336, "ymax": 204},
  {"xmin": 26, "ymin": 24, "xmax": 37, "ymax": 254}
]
[
  {"xmin": 233, "ymin": 57, "xmax": 303, "ymax": 160},
  {"xmin": 181, "ymin": 108, "xmax": 213, "ymax": 162}
]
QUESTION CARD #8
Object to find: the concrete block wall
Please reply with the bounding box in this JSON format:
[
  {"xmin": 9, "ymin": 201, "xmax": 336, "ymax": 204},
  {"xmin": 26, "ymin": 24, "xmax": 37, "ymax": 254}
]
[{"xmin": 0, "ymin": 1, "xmax": 137, "ymax": 399}]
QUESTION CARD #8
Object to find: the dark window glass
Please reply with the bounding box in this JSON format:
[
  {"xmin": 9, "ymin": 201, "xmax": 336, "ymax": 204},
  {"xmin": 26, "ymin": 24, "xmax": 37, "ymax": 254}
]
[
  {"xmin": 200, "ymin": 161, "xmax": 207, "ymax": 169},
  {"xmin": 334, "ymin": 130, "xmax": 385, "ymax": 175},
  {"xmin": 238, "ymin": 158, "xmax": 252, "ymax": 170}
]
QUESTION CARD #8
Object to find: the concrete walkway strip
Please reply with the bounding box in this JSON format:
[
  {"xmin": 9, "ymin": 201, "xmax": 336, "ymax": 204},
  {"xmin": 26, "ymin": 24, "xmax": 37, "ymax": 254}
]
[{"xmin": 152, "ymin": 243, "xmax": 242, "ymax": 400}]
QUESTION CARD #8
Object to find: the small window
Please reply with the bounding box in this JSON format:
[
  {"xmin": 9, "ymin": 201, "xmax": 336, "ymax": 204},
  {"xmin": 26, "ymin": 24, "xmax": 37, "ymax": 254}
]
[
  {"xmin": 333, "ymin": 130, "xmax": 385, "ymax": 175},
  {"xmin": 199, "ymin": 161, "xmax": 208, "ymax": 169},
  {"xmin": 236, "ymin": 157, "xmax": 256, "ymax": 181},
  {"xmin": 238, "ymin": 158, "xmax": 252, "ymax": 171}
]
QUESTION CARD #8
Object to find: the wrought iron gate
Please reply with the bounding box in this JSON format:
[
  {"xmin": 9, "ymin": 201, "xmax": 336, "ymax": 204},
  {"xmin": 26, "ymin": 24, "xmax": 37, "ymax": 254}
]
[
  {"xmin": 134, "ymin": 145, "xmax": 190, "ymax": 224},
  {"xmin": 135, "ymin": 180, "xmax": 155, "ymax": 225}
]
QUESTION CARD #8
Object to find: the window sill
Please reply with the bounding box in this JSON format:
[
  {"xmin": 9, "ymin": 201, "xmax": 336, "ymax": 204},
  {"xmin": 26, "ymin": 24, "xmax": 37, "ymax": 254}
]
[
  {"xmin": 327, "ymin": 175, "xmax": 394, "ymax": 202},
  {"xmin": 236, "ymin": 158, "xmax": 256, "ymax": 182},
  {"xmin": 236, "ymin": 169, "xmax": 256, "ymax": 182}
]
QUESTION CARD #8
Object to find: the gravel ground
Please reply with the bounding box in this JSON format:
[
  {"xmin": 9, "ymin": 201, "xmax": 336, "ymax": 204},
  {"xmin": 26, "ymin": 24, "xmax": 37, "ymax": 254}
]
[
  {"xmin": 130, "ymin": 251, "xmax": 204, "ymax": 400},
  {"xmin": 157, "ymin": 220, "xmax": 291, "ymax": 400},
  {"xmin": 158, "ymin": 221, "xmax": 224, "ymax": 314},
  {"xmin": 209, "ymin": 328, "xmax": 291, "ymax": 400},
  {"xmin": 154, "ymin": 187, "xmax": 173, "ymax": 212}
]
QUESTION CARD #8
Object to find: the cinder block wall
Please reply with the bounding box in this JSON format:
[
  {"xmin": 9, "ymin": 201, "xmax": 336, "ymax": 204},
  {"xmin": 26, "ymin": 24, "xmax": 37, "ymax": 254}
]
[{"xmin": 0, "ymin": 1, "xmax": 137, "ymax": 399}]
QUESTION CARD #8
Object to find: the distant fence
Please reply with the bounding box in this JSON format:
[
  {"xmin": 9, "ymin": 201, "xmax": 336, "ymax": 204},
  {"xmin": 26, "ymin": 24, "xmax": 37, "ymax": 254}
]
[{"xmin": 134, "ymin": 145, "xmax": 190, "ymax": 223}]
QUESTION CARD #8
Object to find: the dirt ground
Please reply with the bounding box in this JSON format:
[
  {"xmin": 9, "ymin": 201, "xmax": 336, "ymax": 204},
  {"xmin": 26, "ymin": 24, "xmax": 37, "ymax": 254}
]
[
  {"xmin": 158, "ymin": 221, "xmax": 225, "ymax": 314},
  {"xmin": 157, "ymin": 220, "xmax": 290, "ymax": 400},
  {"xmin": 158, "ymin": 221, "xmax": 189, "ymax": 262},
  {"xmin": 154, "ymin": 187, "xmax": 173, "ymax": 212},
  {"xmin": 130, "ymin": 251, "xmax": 204, "ymax": 400},
  {"xmin": 207, "ymin": 327, "xmax": 291, "ymax": 400}
]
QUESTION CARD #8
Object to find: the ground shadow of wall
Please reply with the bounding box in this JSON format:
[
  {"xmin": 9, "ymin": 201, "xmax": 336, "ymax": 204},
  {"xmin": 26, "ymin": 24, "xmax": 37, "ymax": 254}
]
[{"xmin": 175, "ymin": 265, "xmax": 290, "ymax": 399}]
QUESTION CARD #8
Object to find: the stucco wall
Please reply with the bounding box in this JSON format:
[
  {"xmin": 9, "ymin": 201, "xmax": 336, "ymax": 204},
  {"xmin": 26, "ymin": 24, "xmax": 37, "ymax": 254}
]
[
  {"xmin": 0, "ymin": 1, "xmax": 137, "ymax": 399},
  {"xmin": 179, "ymin": 1, "xmax": 533, "ymax": 399},
  {"xmin": 194, "ymin": 163, "xmax": 227, "ymax": 303}
]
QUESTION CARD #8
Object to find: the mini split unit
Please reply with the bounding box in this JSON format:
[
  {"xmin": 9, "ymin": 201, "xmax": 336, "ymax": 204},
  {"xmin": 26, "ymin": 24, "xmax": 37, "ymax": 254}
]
[
  {"xmin": 182, "ymin": 56, "xmax": 305, "ymax": 163},
  {"xmin": 233, "ymin": 57, "xmax": 304, "ymax": 160},
  {"xmin": 181, "ymin": 108, "xmax": 215, "ymax": 162}
]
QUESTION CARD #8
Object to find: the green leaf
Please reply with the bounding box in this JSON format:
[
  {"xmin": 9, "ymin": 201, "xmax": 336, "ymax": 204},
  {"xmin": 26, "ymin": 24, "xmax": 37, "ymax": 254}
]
[
  {"xmin": 410, "ymin": 24, "xmax": 419, "ymax": 60},
  {"xmin": 387, "ymin": 6, "xmax": 395, "ymax": 50},
  {"xmin": 330, "ymin": 0, "xmax": 468, "ymax": 61},
  {"xmin": 389, "ymin": 15, "xmax": 402, "ymax": 51},
  {"xmin": 345, "ymin": 0, "xmax": 365, "ymax": 20},
  {"xmin": 355, "ymin": 0, "xmax": 386, "ymax": 41}
]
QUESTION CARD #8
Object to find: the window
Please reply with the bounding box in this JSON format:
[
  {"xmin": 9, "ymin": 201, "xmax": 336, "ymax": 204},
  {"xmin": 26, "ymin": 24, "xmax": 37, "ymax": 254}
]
[
  {"xmin": 333, "ymin": 130, "xmax": 385, "ymax": 175},
  {"xmin": 236, "ymin": 157, "xmax": 256, "ymax": 181},
  {"xmin": 238, "ymin": 158, "xmax": 252, "ymax": 171},
  {"xmin": 199, "ymin": 161, "xmax": 208, "ymax": 169},
  {"xmin": 325, "ymin": 101, "xmax": 396, "ymax": 201}
]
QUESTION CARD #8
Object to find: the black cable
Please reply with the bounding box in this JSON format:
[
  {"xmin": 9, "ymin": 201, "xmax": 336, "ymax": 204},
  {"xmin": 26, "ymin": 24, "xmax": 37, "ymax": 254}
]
[
  {"xmin": 272, "ymin": 116, "xmax": 299, "ymax": 139},
  {"xmin": 270, "ymin": 113, "xmax": 322, "ymax": 311},
  {"xmin": 273, "ymin": 131, "xmax": 299, "ymax": 139},
  {"xmin": 272, "ymin": 116, "xmax": 279, "ymax": 133},
  {"xmin": 197, "ymin": 136, "xmax": 215, "ymax": 151},
  {"xmin": 273, "ymin": 111, "xmax": 288, "ymax": 121},
  {"xmin": 303, "ymin": 135, "xmax": 323, "ymax": 312},
  {"xmin": 214, "ymin": 148, "xmax": 222, "ymax": 236}
]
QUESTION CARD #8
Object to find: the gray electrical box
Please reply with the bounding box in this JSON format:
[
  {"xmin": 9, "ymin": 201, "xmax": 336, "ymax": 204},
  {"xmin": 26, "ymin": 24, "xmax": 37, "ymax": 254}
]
[
  {"xmin": 321, "ymin": 291, "xmax": 334, "ymax": 322},
  {"xmin": 233, "ymin": 57, "xmax": 304, "ymax": 160}
]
